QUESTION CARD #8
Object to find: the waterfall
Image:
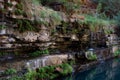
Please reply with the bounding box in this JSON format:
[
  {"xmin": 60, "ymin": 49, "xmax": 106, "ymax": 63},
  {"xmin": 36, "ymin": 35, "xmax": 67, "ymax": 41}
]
[
  {"xmin": 25, "ymin": 56, "xmax": 51, "ymax": 70},
  {"xmin": 26, "ymin": 58, "xmax": 45, "ymax": 70},
  {"xmin": 25, "ymin": 55, "xmax": 69, "ymax": 70},
  {"xmin": 36, "ymin": 59, "xmax": 40, "ymax": 68},
  {"xmin": 42, "ymin": 58, "xmax": 46, "ymax": 67},
  {"xmin": 26, "ymin": 62, "xmax": 31, "ymax": 70},
  {"xmin": 0, "ymin": 29, "xmax": 6, "ymax": 34}
]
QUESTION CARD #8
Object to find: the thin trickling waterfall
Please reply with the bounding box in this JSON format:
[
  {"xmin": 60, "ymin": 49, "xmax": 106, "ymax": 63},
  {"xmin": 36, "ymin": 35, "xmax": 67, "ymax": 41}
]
[
  {"xmin": 0, "ymin": 29, "xmax": 6, "ymax": 34},
  {"xmin": 35, "ymin": 59, "xmax": 40, "ymax": 68},
  {"xmin": 25, "ymin": 56, "xmax": 49, "ymax": 70}
]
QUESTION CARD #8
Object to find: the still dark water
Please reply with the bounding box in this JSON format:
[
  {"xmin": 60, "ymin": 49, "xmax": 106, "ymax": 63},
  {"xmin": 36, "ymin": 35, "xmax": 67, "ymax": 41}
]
[{"xmin": 65, "ymin": 58, "xmax": 120, "ymax": 80}]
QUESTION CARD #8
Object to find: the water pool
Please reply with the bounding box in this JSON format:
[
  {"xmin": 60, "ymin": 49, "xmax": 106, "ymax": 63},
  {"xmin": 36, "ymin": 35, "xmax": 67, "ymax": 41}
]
[{"xmin": 65, "ymin": 58, "xmax": 120, "ymax": 80}]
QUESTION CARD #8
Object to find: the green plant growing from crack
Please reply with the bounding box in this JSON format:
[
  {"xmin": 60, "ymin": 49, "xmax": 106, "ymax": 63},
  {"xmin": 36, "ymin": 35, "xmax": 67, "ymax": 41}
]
[{"xmin": 114, "ymin": 49, "xmax": 120, "ymax": 57}]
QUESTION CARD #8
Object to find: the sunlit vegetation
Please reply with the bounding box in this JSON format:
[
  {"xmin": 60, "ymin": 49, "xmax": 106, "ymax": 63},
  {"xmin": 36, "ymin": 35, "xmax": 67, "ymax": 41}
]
[
  {"xmin": 15, "ymin": 19, "xmax": 37, "ymax": 32},
  {"xmin": 6, "ymin": 63, "xmax": 73, "ymax": 80},
  {"xmin": 3, "ymin": 68, "xmax": 17, "ymax": 75},
  {"xmin": 1, "ymin": 0, "xmax": 118, "ymax": 32},
  {"xmin": 29, "ymin": 49, "xmax": 49, "ymax": 57},
  {"xmin": 85, "ymin": 50, "xmax": 97, "ymax": 60},
  {"xmin": 26, "ymin": 63, "xmax": 72, "ymax": 80},
  {"xmin": 114, "ymin": 49, "xmax": 120, "ymax": 57}
]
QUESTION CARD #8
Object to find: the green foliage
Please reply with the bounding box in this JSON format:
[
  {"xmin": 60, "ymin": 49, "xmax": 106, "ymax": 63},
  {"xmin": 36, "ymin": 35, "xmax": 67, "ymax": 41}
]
[
  {"xmin": 69, "ymin": 60, "xmax": 75, "ymax": 65},
  {"xmin": 114, "ymin": 49, "xmax": 120, "ymax": 57},
  {"xmin": 96, "ymin": 3, "xmax": 102, "ymax": 13},
  {"xmin": 16, "ymin": 3, "xmax": 23, "ymax": 10},
  {"xmin": 4, "ymin": 68, "xmax": 17, "ymax": 75},
  {"xmin": 85, "ymin": 51, "xmax": 97, "ymax": 60},
  {"xmin": 11, "ymin": 3, "xmax": 25, "ymax": 15},
  {"xmin": 96, "ymin": 3, "xmax": 108, "ymax": 19},
  {"xmin": 59, "ymin": 63, "xmax": 73, "ymax": 76},
  {"xmin": 4, "ymin": 63, "xmax": 73, "ymax": 80},
  {"xmin": 104, "ymin": 29, "xmax": 113, "ymax": 34},
  {"xmin": 50, "ymin": 12, "xmax": 62, "ymax": 25},
  {"xmin": 36, "ymin": 63, "xmax": 72, "ymax": 79},
  {"xmin": 14, "ymin": 9, "xmax": 24, "ymax": 15},
  {"xmin": 39, "ymin": 9, "xmax": 62, "ymax": 24},
  {"xmin": 37, "ymin": 66, "xmax": 57, "ymax": 79},
  {"xmin": 25, "ymin": 70, "xmax": 37, "ymax": 80},
  {"xmin": 31, "ymin": 0, "xmax": 78, "ymax": 26},
  {"xmin": 77, "ymin": 15, "xmax": 115, "ymax": 32},
  {"xmin": 85, "ymin": 15, "xmax": 110, "ymax": 26},
  {"xmin": 15, "ymin": 19, "xmax": 36, "ymax": 32},
  {"xmin": 32, "ymin": 0, "xmax": 41, "ymax": 5},
  {"xmin": 14, "ymin": 3, "xmax": 25, "ymax": 15},
  {"xmin": 35, "ymin": 7, "xmax": 62, "ymax": 26},
  {"xmin": 39, "ymin": 9, "xmax": 48, "ymax": 18},
  {"xmin": 64, "ymin": 2, "xmax": 80, "ymax": 14},
  {"xmin": 62, "ymin": 22, "xmax": 68, "ymax": 34},
  {"xmin": 9, "ymin": 76, "xmax": 24, "ymax": 80},
  {"xmin": 29, "ymin": 49, "xmax": 49, "ymax": 57},
  {"xmin": 6, "ymin": 2, "xmax": 13, "ymax": 7},
  {"xmin": 1, "ymin": 8, "xmax": 6, "ymax": 13},
  {"xmin": 0, "ymin": 25, "xmax": 6, "ymax": 29}
]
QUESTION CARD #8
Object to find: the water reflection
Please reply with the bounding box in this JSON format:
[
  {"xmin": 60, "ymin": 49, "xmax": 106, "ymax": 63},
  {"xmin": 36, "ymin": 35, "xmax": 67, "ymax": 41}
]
[{"xmin": 65, "ymin": 59, "xmax": 120, "ymax": 80}]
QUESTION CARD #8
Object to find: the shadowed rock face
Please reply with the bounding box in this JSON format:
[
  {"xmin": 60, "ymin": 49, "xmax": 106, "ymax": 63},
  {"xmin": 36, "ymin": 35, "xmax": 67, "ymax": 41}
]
[
  {"xmin": 48, "ymin": 2, "xmax": 65, "ymax": 11},
  {"xmin": 114, "ymin": 27, "xmax": 120, "ymax": 37}
]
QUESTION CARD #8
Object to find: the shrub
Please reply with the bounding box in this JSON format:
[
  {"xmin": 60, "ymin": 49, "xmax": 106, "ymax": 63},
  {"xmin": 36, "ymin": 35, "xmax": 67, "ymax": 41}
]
[
  {"xmin": 4, "ymin": 68, "xmax": 17, "ymax": 75},
  {"xmin": 85, "ymin": 50, "xmax": 97, "ymax": 60},
  {"xmin": 59, "ymin": 63, "xmax": 73, "ymax": 76},
  {"xmin": 0, "ymin": 25, "xmax": 6, "ymax": 29},
  {"xmin": 9, "ymin": 76, "xmax": 24, "ymax": 80},
  {"xmin": 24, "ymin": 63, "xmax": 73, "ymax": 80},
  {"xmin": 77, "ymin": 14, "xmax": 114, "ymax": 32},
  {"xmin": 37, "ymin": 66, "xmax": 57, "ymax": 79},
  {"xmin": 15, "ymin": 19, "xmax": 37, "ymax": 32},
  {"xmin": 29, "ymin": 49, "xmax": 49, "ymax": 57},
  {"xmin": 14, "ymin": 9, "xmax": 24, "ymax": 15},
  {"xmin": 25, "ymin": 70, "xmax": 37, "ymax": 80},
  {"xmin": 5, "ymin": 63, "xmax": 73, "ymax": 80},
  {"xmin": 114, "ymin": 49, "xmax": 120, "ymax": 57}
]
